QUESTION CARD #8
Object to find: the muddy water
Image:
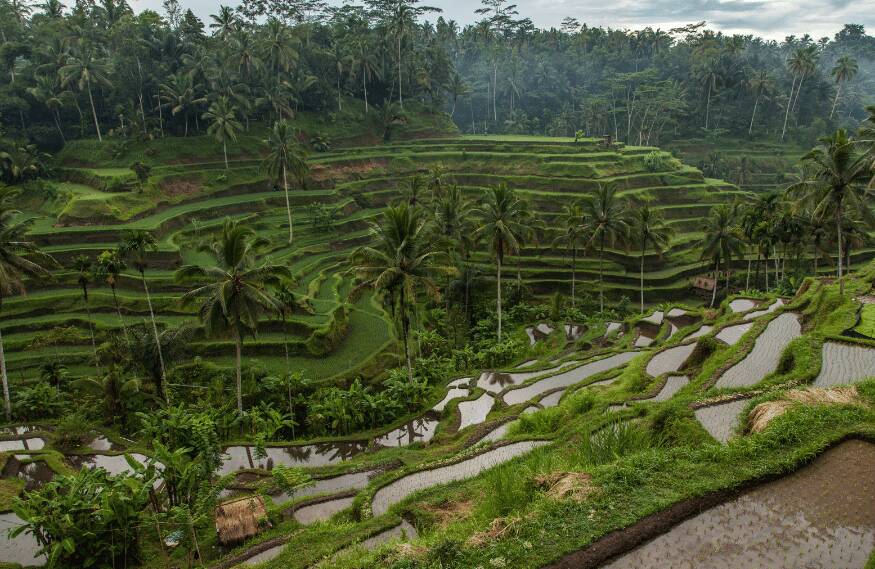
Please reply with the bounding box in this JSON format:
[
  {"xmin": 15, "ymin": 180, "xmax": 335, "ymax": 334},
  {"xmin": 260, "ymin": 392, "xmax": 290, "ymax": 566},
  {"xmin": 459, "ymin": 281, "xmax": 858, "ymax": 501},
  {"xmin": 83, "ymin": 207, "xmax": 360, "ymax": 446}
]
[
  {"xmin": 716, "ymin": 313, "xmax": 801, "ymax": 388},
  {"xmin": 272, "ymin": 470, "xmax": 378, "ymax": 506},
  {"xmin": 374, "ymin": 416, "xmax": 440, "ymax": 448},
  {"xmin": 457, "ymin": 393, "xmax": 495, "ymax": 431},
  {"xmin": 814, "ymin": 342, "xmax": 875, "ymax": 388},
  {"xmin": 651, "ymin": 375, "xmax": 689, "ymax": 402},
  {"xmin": 694, "ymin": 399, "xmax": 750, "ymax": 443},
  {"xmin": 539, "ymin": 389, "xmax": 566, "ymax": 408},
  {"xmin": 503, "ymin": 353, "xmax": 638, "ymax": 406},
  {"xmin": 217, "ymin": 442, "xmax": 366, "ymax": 475},
  {"xmin": 645, "ymin": 343, "xmax": 696, "ymax": 377},
  {"xmin": 0, "ymin": 511, "xmax": 44, "ymax": 566},
  {"xmin": 293, "ymin": 495, "xmax": 355, "ymax": 525},
  {"xmin": 433, "ymin": 387, "xmax": 470, "ymax": 412},
  {"xmin": 0, "ymin": 438, "xmax": 44, "ymax": 452},
  {"xmin": 641, "ymin": 311, "xmax": 664, "ymax": 326},
  {"xmin": 2, "ymin": 456, "xmax": 55, "ymax": 490},
  {"xmin": 86, "ymin": 435, "xmax": 124, "ymax": 451},
  {"xmin": 634, "ymin": 322, "xmax": 661, "ymax": 348},
  {"xmin": 476, "ymin": 362, "xmax": 568, "ymax": 393},
  {"xmin": 729, "ymin": 298, "xmax": 757, "ymax": 313},
  {"xmin": 603, "ymin": 440, "xmax": 875, "ymax": 569},
  {"xmin": 604, "ymin": 322, "xmax": 623, "ymax": 338},
  {"xmin": 687, "ymin": 325, "xmax": 713, "ymax": 340},
  {"xmin": 745, "ymin": 298, "xmax": 785, "ymax": 320},
  {"xmin": 68, "ymin": 452, "xmax": 151, "ymax": 475},
  {"xmin": 371, "ymin": 441, "xmax": 549, "ymax": 516},
  {"xmin": 715, "ymin": 322, "xmax": 754, "ymax": 346}
]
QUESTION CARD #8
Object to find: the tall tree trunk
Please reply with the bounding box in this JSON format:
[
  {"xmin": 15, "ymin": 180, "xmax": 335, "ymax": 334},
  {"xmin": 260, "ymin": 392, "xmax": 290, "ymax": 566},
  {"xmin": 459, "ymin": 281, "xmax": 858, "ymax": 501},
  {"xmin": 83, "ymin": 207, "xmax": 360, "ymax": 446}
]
[
  {"xmin": 813, "ymin": 242, "xmax": 819, "ymax": 275},
  {"xmin": 87, "ymin": 81, "xmax": 102, "ymax": 142},
  {"xmin": 223, "ymin": 139, "xmax": 228, "ymax": 170},
  {"xmin": 781, "ymin": 76, "xmax": 797, "ymax": 142},
  {"xmin": 0, "ymin": 321, "xmax": 10, "ymax": 422},
  {"xmin": 748, "ymin": 94, "xmax": 760, "ymax": 135},
  {"xmin": 53, "ymin": 110, "xmax": 66, "ymax": 143},
  {"xmin": 157, "ymin": 89, "xmax": 164, "ymax": 137},
  {"xmin": 363, "ymin": 73, "xmax": 368, "ymax": 114},
  {"xmin": 571, "ymin": 245, "xmax": 576, "ymax": 309},
  {"xmin": 283, "ymin": 166, "xmax": 293, "ymax": 243},
  {"xmin": 640, "ymin": 248, "xmax": 646, "ymax": 314},
  {"xmin": 397, "ymin": 34, "xmax": 403, "ymax": 109},
  {"xmin": 110, "ymin": 285, "xmax": 129, "ymax": 344},
  {"xmin": 830, "ymin": 84, "xmax": 841, "ymax": 119},
  {"xmin": 400, "ymin": 289, "xmax": 413, "ymax": 383},
  {"xmin": 599, "ymin": 234, "xmax": 606, "ymax": 312},
  {"xmin": 836, "ymin": 206, "xmax": 844, "ymax": 295},
  {"xmin": 496, "ymin": 256, "xmax": 502, "ymax": 343},
  {"xmin": 745, "ymin": 257, "xmax": 752, "ymax": 290},
  {"xmin": 705, "ymin": 82, "xmax": 711, "ymax": 130},
  {"xmin": 710, "ymin": 257, "xmax": 720, "ymax": 307},
  {"xmin": 234, "ymin": 329, "xmax": 243, "ymax": 414},
  {"xmin": 83, "ymin": 289, "xmax": 101, "ymax": 376},
  {"xmin": 141, "ymin": 271, "xmax": 167, "ymax": 387}
]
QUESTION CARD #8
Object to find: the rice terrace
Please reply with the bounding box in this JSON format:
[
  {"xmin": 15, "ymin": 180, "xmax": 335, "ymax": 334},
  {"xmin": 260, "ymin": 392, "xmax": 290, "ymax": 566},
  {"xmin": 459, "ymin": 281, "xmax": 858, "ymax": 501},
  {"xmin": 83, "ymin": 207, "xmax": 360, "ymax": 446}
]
[{"xmin": 0, "ymin": 0, "xmax": 874, "ymax": 567}]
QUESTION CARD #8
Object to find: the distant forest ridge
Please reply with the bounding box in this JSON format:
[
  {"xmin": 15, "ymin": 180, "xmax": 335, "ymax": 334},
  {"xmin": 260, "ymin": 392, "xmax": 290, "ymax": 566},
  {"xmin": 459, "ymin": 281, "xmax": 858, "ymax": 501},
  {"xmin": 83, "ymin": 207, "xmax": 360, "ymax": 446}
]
[{"xmin": 0, "ymin": 0, "xmax": 874, "ymax": 150}]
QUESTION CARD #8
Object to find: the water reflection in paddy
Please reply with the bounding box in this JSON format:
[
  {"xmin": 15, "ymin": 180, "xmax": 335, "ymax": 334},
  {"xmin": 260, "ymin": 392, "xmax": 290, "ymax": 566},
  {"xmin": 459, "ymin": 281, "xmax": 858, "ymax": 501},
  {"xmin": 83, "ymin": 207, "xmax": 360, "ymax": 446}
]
[{"xmin": 217, "ymin": 442, "xmax": 367, "ymax": 475}]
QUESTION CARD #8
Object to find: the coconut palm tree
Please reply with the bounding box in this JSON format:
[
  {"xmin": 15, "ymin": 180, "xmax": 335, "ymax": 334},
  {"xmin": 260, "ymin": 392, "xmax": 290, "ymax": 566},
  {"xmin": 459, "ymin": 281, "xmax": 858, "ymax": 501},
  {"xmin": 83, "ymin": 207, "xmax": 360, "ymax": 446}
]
[
  {"xmin": 72, "ymin": 255, "xmax": 101, "ymax": 375},
  {"xmin": 209, "ymin": 5, "xmax": 237, "ymax": 38},
  {"xmin": 59, "ymin": 46, "xmax": 111, "ymax": 142},
  {"xmin": 782, "ymin": 45, "xmax": 818, "ymax": 142},
  {"xmin": 159, "ymin": 72, "xmax": 206, "ymax": 137},
  {"xmin": 747, "ymin": 70, "xmax": 775, "ymax": 135},
  {"xmin": 630, "ymin": 204, "xmax": 673, "ymax": 313},
  {"xmin": 829, "ymin": 55, "xmax": 858, "ymax": 119},
  {"xmin": 95, "ymin": 249, "xmax": 129, "ymax": 343},
  {"xmin": 552, "ymin": 203, "xmax": 587, "ymax": 309},
  {"xmin": 176, "ymin": 219, "xmax": 290, "ymax": 413},
  {"xmin": 120, "ymin": 231, "xmax": 166, "ymax": 384},
  {"xmin": 0, "ymin": 188, "xmax": 55, "ymax": 420},
  {"xmin": 203, "ymin": 96, "xmax": 242, "ymax": 169},
  {"xmin": 788, "ymin": 129, "xmax": 873, "ymax": 295},
  {"xmin": 352, "ymin": 204, "xmax": 449, "ymax": 382},
  {"xmin": 264, "ymin": 121, "xmax": 309, "ymax": 244},
  {"xmin": 351, "ymin": 37, "xmax": 380, "ymax": 114},
  {"xmin": 701, "ymin": 204, "xmax": 745, "ymax": 307},
  {"xmin": 474, "ymin": 184, "xmax": 533, "ymax": 342},
  {"xmin": 26, "ymin": 76, "xmax": 67, "ymax": 142},
  {"xmin": 582, "ymin": 183, "xmax": 629, "ymax": 312},
  {"xmin": 433, "ymin": 185, "xmax": 475, "ymax": 315}
]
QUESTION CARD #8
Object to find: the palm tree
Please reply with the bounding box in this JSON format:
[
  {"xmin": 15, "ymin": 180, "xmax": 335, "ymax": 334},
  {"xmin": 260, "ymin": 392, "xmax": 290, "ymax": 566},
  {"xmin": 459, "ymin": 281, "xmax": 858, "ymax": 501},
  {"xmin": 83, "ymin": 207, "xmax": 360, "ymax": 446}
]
[
  {"xmin": 351, "ymin": 37, "xmax": 380, "ymax": 114},
  {"xmin": 695, "ymin": 58, "xmax": 721, "ymax": 130},
  {"xmin": 120, "ymin": 231, "xmax": 166, "ymax": 384},
  {"xmin": 582, "ymin": 183, "xmax": 629, "ymax": 312},
  {"xmin": 474, "ymin": 184, "xmax": 533, "ymax": 342},
  {"xmin": 260, "ymin": 20, "xmax": 299, "ymax": 85},
  {"xmin": 209, "ymin": 5, "xmax": 237, "ymax": 38},
  {"xmin": 552, "ymin": 203, "xmax": 586, "ymax": 309},
  {"xmin": 72, "ymin": 255, "xmax": 101, "ymax": 374},
  {"xmin": 352, "ymin": 204, "xmax": 448, "ymax": 382},
  {"xmin": 830, "ymin": 55, "xmax": 858, "ymax": 119},
  {"xmin": 159, "ymin": 72, "xmax": 205, "ymax": 136},
  {"xmin": 26, "ymin": 76, "xmax": 67, "ymax": 142},
  {"xmin": 0, "ymin": 188, "xmax": 55, "ymax": 420},
  {"xmin": 630, "ymin": 204, "xmax": 673, "ymax": 313},
  {"xmin": 782, "ymin": 45, "xmax": 818, "ymax": 142},
  {"xmin": 434, "ymin": 185, "xmax": 475, "ymax": 315},
  {"xmin": 263, "ymin": 121, "xmax": 308, "ymax": 244},
  {"xmin": 95, "ymin": 249, "xmax": 129, "ymax": 343},
  {"xmin": 203, "ymin": 96, "xmax": 242, "ymax": 169},
  {"xmin": 788, "ymin": 129, "xmax": 873, "ymax": 295},
  {"xmin": 701, "ymin": 204, "xmax": 745, "ymax": 307},
  {"xmin": 59, "ymin": 46, "xmax": 111, "ymax": 142},
  {"xmin": 747, "ymin": 70, "xmax": 774, "ymax": 135},
  {"xmin": 176, "ymin": 220, "xmax": 290, "ymax": 413}
]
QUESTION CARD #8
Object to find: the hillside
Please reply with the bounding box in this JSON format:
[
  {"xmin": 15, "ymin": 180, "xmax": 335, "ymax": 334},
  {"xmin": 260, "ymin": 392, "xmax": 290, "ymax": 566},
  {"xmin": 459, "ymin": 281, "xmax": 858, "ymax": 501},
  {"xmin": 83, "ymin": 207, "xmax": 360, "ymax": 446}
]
[{"xmin": 5, "ymin": 130, "xmax": 762, "ymax": 385}]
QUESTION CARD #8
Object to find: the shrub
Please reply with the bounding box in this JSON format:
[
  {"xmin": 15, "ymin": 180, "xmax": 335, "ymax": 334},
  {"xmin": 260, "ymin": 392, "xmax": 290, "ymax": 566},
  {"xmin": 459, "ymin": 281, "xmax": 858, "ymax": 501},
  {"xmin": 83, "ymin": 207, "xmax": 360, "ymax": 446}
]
[
  {"xmin": 644, "ymin": 151, "xmax": 668, "ymax": 172},
  {"xmin": 53, "ymin": 412, "xmax": 92, "ymax": 450},
  {"xmin": 582, "ymin": 421, "xmax": 654, "ymax": 466},
  {"xmin": 13, "ymin": 383, "xmax": 67, "ymax": 420}
]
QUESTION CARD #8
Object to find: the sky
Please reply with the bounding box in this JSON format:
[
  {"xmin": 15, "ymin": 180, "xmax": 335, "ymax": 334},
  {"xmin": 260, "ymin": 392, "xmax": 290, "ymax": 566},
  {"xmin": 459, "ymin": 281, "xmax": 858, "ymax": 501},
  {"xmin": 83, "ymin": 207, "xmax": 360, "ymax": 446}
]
[{"xmin": 128, "ymin": 0, "xmax": 875, "ymax": 41}]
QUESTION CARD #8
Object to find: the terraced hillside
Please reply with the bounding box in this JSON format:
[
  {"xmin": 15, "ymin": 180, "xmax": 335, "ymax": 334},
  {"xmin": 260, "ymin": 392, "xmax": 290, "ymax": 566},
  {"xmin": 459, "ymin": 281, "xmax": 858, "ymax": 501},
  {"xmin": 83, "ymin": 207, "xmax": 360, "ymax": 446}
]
[{"xmin": 7, "ymin": 134, "xmax": 758, "ymax": 383}]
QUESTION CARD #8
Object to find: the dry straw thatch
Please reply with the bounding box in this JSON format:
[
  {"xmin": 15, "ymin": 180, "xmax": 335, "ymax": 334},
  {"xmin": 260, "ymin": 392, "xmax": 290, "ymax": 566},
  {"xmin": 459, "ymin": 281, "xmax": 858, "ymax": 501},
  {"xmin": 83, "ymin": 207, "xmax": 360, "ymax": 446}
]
[
  {"xmin": 749, "ymin": 386, "xmax": 862, "ymax": 433},
  {"xmin": 214, "ymin": 495, "xmax": 270, "ymax": 545}
]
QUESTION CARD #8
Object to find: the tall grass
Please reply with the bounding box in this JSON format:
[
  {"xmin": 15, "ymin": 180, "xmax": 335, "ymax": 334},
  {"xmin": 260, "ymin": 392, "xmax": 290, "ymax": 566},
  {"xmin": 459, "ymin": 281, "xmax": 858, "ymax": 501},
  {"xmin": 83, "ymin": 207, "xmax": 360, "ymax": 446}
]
[{"xmin": 582, "ymin": 420, "xmax": 656, "ymax": 466}]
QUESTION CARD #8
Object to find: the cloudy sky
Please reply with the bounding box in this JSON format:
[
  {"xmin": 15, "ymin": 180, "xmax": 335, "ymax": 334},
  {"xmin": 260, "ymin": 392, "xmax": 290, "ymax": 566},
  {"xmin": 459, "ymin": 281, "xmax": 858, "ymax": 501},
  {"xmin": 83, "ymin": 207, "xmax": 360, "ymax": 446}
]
[{"xmin": 129, "ymin": 0, "xmax": 875, "ymax": 41}]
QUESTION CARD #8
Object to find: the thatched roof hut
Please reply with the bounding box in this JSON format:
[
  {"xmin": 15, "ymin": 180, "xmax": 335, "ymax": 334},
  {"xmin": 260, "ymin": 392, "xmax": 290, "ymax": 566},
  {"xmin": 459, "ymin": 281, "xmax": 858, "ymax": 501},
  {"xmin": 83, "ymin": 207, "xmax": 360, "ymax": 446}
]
[{"xmin": 215, "ymin": 495, "xmax": 271, "ymax": 545}]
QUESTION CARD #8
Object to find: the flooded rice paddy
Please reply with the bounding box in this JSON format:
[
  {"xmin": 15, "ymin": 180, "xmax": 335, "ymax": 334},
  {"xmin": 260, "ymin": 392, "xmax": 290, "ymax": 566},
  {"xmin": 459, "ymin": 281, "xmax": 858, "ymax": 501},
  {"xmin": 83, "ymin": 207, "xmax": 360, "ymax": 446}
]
[
  {"xmin": 374, "ymin": 416, "xmax": 440, "ymax": 447},
  {"xmin": 0, "ymin": 512, "xmax": 44, "ymax": 566},
  {"xmin": 603, "ymin": 440, "xmax": 875, "ymax": 569},
  {"xmin": 503, "ymin": 352, "xmax": 637, "ymax": 406},
  {"xmin": 457, "ymin": 393, "xmax": 495, "ymax": 431},
  {"xmin": 715, "ymin": 322, "xmax": 754, "ymax": 345},
  {"xmin": 539, "ymin": 389, "xmax": 566, "ymax": 408},
  {"xmin": 694, "ymin": 399, "xmax": 750, "ymax": 443},
  {"xmin": 716, "ymin": 313, "xmax": 801, "ymax": 388},
  {"xmin": 292, "ymin": 495, "xmax": 355, "ymax": 525},
  {"xmin": 687, "ymin": 325, "xmax": 714, "ymax": 340},
  {"xmin": 476, "ymin": 362, "xmax": 569, "ymax": 393},
  {"xmin": 813, "ymin": 342, "xmax": 875, "ymax": 388},
  {"xmin": 433, "ymin": 387, "xmax": 470, "ymax": 412},
  {"xmin": 651, "ymin": 375, "xmax": 689, "ymax": 401},
  {"xmin": 645, "ymin": 343, "xmax": 696, "ymax": 377},
  {"xmin": 371, "ymin": 441, "xmax": 549, "ymax": 516},
  {"xmin": 729, "ymin": 298, "xmax": 758, "ymax": 313},
  {"xmin": 217, "ymin": 442, "xmax": 366, "ymax": 475},
  {"xmin": 271, "ymin": 469, "xmax": 379, "ymax": 506},
  {"xmin": 0, "ymin": 438, "xmax": 44, "ymax": 452},
  {"xmin": 68, "ymin": 452, "xmax": 151, "ymax": 475},
  {"xmin": 641, "ymin": 311, "xmax": 664, "ymax": 325},
  {"xmin": 481, "ymin": 422, "xmax": 515, "ymax": 443},
  {"xmin": 2, "ymin": 456, "xmax": 54, "ymax": 490},
  {"xmin": 745, "ymin": 298, "xmax": 785, "ymax": 320}
]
